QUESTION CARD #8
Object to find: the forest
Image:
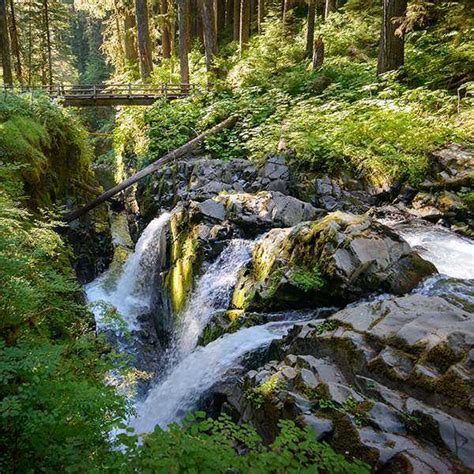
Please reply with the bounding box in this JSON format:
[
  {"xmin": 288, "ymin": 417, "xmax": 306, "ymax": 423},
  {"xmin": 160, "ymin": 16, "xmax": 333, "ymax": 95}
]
[{"xmin": 0, "ymin": 0, "xmax": 473, "ymax": 472}]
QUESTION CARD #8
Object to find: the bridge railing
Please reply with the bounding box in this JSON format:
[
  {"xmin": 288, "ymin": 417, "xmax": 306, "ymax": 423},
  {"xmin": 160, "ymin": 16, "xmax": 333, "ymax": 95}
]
[{"xmin": 2, "ymin": 83, "xmax": 197, "ymax": 98}]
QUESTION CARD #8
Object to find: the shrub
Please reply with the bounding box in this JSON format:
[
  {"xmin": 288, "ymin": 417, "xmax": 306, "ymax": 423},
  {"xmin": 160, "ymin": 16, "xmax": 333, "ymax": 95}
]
[{"xmin": 112, "ymin": 413, "xmax": 370, "ymax": 473}]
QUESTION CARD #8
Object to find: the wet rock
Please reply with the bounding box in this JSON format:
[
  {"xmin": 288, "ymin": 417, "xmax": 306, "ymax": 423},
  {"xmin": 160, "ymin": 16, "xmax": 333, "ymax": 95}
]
[
  {"xmin": 219, "ymin": 293, "xmax": 474, "ymax": 470},
  {"xmin": 195, "ymin": 199, "xmax": 225, "ymax": 221},
  {"xmin": 302, "ymin": 414, "xmax": 334, "ymax": 440},
  {"xmin": 215, "ymin": 191, "xmax": 320, "ymax": 232},
  {"xmin": 231, "ymin": 212, "xmax": 436, "ymax": 310},
  {"xmin": 138, "ymin": 155, "xmax": 293, "ymax": 221},
  {"xmin": 311, "ymin": 175, "xmax": 374, "ymax": 214}
]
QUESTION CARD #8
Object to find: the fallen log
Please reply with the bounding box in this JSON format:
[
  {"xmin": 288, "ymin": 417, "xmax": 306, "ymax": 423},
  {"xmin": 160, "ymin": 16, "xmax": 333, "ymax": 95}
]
[{"xmin": 64, "ymin": 115, "xmax": 238, "ymax": 223}]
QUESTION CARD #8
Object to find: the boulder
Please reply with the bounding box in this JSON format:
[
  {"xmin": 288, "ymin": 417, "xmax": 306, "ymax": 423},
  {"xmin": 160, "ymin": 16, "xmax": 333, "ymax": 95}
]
[{"xmin": 231, "ymin": 212, "xmax": 436, "ymax": 310}]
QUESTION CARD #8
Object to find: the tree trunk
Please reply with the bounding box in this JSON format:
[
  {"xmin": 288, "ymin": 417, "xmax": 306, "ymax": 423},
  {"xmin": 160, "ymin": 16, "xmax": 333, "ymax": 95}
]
[
  {"xmin": 312, "ymin": 34, "xmax": 324, "ymax": 69},
  {"xmin": 199, "ymin": 0, "xmax": 217, "ymax": 73},
  {"xmin": 135, "ymin": 0, "xmax": 153, "ymax": 79},
  {"xmin": 233, "ymin": 0, "xmax": 240, "ymax": 41},
  {"xmin": 239, "ymin": 0, "xmax": 250, "ymax": 55},
  {"xmin": 377, "ymin": 0, "xmax": 407, "ymax": 74},
  {"xmin": 8, "ymin": 0, "xmax": 21, "ymax": 85},
  {"xmin": 124, "ymin": 10, "xmax": 139, "ymax": 66},
  {"xmin": 324, "ymin": 0, "xmax": 336, "ymax": 19},
  {"xmin": 42, "ymin": 0, "xmax": 53, "ymax": 86},
  {"xmin": 282, "ymin": 0, "xmax": 292, "ymax": 32},
  {"xmin": 257, "ymin": 0, "xmax": 264, "ymax": 33},
  {"xmin": 177, "ymin": 0, "xmax": 190, "ymax": 86},
  {"xmin": 305, "ymin": 0, "xmax": 315, "ymax": 58},
  {"xmin": 225, "ymin": 0, "xmax": 234, "ymax": 29},
  {"xmin": 0, "ymin": 0, "xmax": 12, "ymax": 85},
  {"xmin": 159, "ymin": 0, "xmax": 172, "ymax": 59},
  {"xmin": 216, "ymin": 0, "xmax": 225, "ymax": 34}
]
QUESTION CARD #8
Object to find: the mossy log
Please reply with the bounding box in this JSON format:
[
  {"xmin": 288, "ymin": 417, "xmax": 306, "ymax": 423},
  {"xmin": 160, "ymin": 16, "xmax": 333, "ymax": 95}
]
[{"xmin": 64, "ymin": 115, "xmax": 238, "ymax": 223}]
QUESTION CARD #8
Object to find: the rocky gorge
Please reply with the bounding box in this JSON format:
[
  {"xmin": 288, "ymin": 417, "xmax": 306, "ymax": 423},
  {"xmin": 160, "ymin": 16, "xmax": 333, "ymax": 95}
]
[{"xmin": 85, "ymin": 144, "xmax": 474, "ymax": 472}]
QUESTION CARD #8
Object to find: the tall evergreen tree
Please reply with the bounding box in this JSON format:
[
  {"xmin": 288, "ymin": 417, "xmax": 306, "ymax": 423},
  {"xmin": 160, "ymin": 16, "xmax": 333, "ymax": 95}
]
[
  {"xmin": 199, "ymin": 0, "xmax": 217, "ymax": 73},
  {"xmin": 306, "ymin": 0, "xmax": 315, "ymax": 58},
  {"xmin": 0, "ymin": 0, "xmax": 13, "ymax": 85},
  {"xmin": 135, "ymin": 0, "xmax": 153, "ymax": 79},
  {"xmin": 177, "ymin": 0, "xmax": 189, "ymax": 85},
  {"xmin": 239, "ymin": 0, "xmax": 250, "ymax": 55},
  {"xmin": 8, "ymin": 0, "xmax": 22, "ymax": 85},
  {"xmin": 377, "ymin": 0, "xmax": 407, "ymax": 74}
]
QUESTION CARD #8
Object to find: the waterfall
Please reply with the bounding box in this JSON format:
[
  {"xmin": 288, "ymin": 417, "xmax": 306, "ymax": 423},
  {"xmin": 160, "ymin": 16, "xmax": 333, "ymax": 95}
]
[
  {"xmin": 172, "ymin": 239, "xmax": 253, "ymax": 358},
  {"xmin": 85, "ymin": 212, "xmax": 171, "ymax": 330},
  {"xmin": 130, "ymin": 321, "xmax": 298, "ymax": 433}
]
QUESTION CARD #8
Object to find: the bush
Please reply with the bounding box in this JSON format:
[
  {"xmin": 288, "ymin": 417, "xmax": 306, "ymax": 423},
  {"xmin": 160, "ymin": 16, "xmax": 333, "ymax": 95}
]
[{"xmin": 111, "ymin": 413, "xmax": 370, "ymax": 473}]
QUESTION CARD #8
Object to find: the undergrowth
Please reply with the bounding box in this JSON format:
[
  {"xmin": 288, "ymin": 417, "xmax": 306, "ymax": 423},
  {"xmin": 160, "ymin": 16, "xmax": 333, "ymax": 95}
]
[{"xmin": 110, "ymin": 1, "xmax": 472, "ymax": 190}]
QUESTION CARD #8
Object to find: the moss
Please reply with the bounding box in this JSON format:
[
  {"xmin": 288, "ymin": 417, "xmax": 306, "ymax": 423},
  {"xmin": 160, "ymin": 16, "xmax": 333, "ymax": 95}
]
[
  {"xmin": 167, "ymin": 214, "xmax": 201, "ymax": 314},
  {"xmin": 289, "ymin": 265, "xmax": 325, "ymax": 292},
  {"xmin": 422, "ymin": 343, "xmax": 460, "ymax": 373},
  {"xmin": 435, "ymin": 371, "xmax": 470, "ymax": 409},
  {"xmin": 320, "ymin": 411, "xmax": 379, "ymax": 467}
]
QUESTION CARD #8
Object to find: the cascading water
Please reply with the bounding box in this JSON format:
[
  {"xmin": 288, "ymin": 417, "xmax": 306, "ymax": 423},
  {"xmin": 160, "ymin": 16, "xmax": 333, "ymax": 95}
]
[
  {"xmin": 130, "ymin": 321, "xmax": 299, "ymax": 432},
  {"xmin": 389, "ymin": 221, "xmax": 474, "ymax": 311},
  {"xmin": 86, "ymin": 210, "xmax": 474, "ymax": 437},
  {"xmin": 393, "ymin": 222, "xmax": 474, "ymax": 280},
  {"xmin": 172, "ymin": 239, "xmax": 253, "ymax": 358},
  {"xmin": 86, "ymin": 212, "xmax": 171, "ymax": 330}
]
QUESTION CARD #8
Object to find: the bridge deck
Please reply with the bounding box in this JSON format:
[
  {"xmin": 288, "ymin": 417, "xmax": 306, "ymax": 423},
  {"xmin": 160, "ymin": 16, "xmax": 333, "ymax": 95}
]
[{"xmin": 2, "ymin": 83, "xmax": 195, "ymax": 106}]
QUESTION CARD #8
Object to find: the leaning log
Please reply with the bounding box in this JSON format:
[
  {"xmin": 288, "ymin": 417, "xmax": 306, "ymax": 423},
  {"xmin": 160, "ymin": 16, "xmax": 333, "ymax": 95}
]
[{"xmin": 65, "ymin": 115, "xmax": 238, "ymax": 223}]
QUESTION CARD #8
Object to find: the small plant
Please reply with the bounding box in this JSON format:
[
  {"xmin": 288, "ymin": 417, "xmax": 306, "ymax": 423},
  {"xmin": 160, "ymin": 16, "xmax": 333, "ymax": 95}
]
[
  {"xmin": 246, "ymin": 373, "xmax": 282, "ymax": 408},
  {"xmin": 400, "ymin": 412, "xmax": 423, "ymax": 433},
  {"xmin": 290, "ymin": 264, "xmax": 325, "ymax": 292},
  {"xmin": 314, "ymin": 319, "xmax": 339, "ymax": 335}
]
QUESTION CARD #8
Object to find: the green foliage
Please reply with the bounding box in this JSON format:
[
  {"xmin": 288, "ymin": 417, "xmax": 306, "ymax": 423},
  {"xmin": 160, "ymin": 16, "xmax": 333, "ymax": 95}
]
[
  {"xmin": 0, "ymin": 163, "xmax": 128, "ymax": 472},
  {"xmin": 0, "ymin": 93, "xmax": 99, "ymax": 209},
  {"xmin": 399, "ymin": 412, "xmax": 423, "ymax": 434},
  {"xmin": 290, "ymin": 265, "xmax": 325, "ymax": 292},
  {"xmin": 111, "ymin": 413, "xmax": 370, "ymax": 473}
]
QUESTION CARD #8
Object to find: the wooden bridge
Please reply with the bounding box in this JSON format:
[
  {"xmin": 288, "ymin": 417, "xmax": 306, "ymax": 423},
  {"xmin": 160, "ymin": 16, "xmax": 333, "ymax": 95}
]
[{"xmin": 2, "ymin": 83, "xmax": 196, "ymax": 106}]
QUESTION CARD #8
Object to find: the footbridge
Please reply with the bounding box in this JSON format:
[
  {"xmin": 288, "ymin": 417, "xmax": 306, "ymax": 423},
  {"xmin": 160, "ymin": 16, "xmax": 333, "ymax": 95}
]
[{"xmin": 2, "ymin": 83, "xmax": 196, "ymax": 106}]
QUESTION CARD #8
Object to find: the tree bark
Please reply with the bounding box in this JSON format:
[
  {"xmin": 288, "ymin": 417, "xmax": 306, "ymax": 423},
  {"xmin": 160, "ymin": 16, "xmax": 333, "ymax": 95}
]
[
  {"xmin": 135, "ymin": 0, "xmax": 153, "ymax": 79},
  {"xmin": 216, "ymin": 0, "xmax": 225, "ymax": 34},
  {"xmin": 324, "ymin": 0, "xmax": 336, "ymax": 19},
  {"xmin": 199, "ymin": 0, "xmax": 217, "ymax": 73},
  {"xmin": 233, "ymin": 0, "xmax": 240, "ymax": 41},
  {"xmin": 257, "ymin": 0, "xmax": 264, "ymax": 33},
  {"xmin": 282, "ymin": 0, "xmax": 292, "ymax": 32},
  {"xmin": 124, "ymin": 9, "xmax": 139, "ymax": 66},
  {"xmin": 377, "ymin": 0, "xmax": 407, "ymax": 74},
  {"xmin": 42, "ymin": 0, "xmax": 53, "ymax": 86},
  {"xmin": 225, "ymin": 0, "xmax": 234, "ymax": 29},
  {"xmin": 177, "ymin": 0, "xmax": 190, "ymax": 86},
  {"xmin": 159, "ymin": 0, "xmax": 172, "ymax": 59},
  {"xmin": 305, "ymin": 0, "xmax": 315, "ymax": 58},
  {"xmin": 312, "ymin": 34, "xmax": 324, "ymax": 69},
  {"xmin": 65, "ymin": 116, "xmax": 238, "ymax": 223},
  {"xmin": 8, "ymin": 0, "xmax": 21, "ymax": 85},
  {"xmin": 239, "ymin": 0, "xmax": 250, "ymax": 55},
  {"xmin": 0, "ymin": 0, "xmax": 12, "ymax": 85}
]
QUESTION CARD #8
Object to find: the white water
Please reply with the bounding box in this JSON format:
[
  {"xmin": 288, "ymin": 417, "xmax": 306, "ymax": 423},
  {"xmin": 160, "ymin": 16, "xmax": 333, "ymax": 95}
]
[
  {"xmin": 87, "ymin": 213, "xmax": 474, "ymax": 435},
  {"xmin": 395, "ymin": 224, "xmax": 474, "ymax": 280},
  {"xmin": 130, "ymin": 320, "xmax": 297, "ymax": 432},
  {"xmin": 173, "ymin": 239, "xmax": 253, "ymax": 357},
  {"xmin": 85, "ymin": 213, "xmax": 171, "ymax": 330}
]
